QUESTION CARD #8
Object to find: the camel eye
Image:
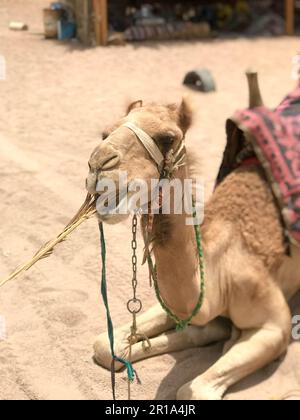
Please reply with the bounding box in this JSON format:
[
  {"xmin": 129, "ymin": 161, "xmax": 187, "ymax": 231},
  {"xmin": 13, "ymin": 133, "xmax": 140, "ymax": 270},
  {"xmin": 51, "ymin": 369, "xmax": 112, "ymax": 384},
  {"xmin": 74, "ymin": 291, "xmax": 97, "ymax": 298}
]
[
  {"xmin": 155, "ymin": 134, "xmax": 175, "ymax": 154},
  {"xmin": 158, "ymin": 134, "xmax": 175, "ymax": 146}
]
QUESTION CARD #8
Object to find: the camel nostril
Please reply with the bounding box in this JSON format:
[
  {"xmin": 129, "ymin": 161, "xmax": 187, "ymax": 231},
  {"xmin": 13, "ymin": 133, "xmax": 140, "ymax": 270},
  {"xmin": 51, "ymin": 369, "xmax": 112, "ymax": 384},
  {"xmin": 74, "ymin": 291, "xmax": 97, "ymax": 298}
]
[{"xmin": 101, "ymin": 154, "xmax": 120, "ymax": 170}]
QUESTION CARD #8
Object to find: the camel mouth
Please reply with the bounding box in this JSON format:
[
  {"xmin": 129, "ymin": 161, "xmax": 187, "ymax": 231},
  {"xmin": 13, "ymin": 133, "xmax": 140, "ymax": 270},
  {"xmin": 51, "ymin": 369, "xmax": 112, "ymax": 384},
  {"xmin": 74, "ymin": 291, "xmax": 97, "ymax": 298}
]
[
  {"xmin": 94, "ymin": 176, "xmax": 153, "ymax": 223},
  {"xmin": 96, "ymin": 212, "xmax": 129, "ymax": 225},
  {"xmin": 95, "ymin": 187, "xmax": 132, "ymax": 224}
]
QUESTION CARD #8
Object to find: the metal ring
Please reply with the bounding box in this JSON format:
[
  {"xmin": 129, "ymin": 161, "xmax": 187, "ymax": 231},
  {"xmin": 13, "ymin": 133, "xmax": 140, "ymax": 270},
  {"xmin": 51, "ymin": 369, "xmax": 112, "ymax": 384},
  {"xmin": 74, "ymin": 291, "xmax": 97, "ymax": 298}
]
[{"xmin": 127, "ymin": 298, "xmax": 142, "ymax": 314}]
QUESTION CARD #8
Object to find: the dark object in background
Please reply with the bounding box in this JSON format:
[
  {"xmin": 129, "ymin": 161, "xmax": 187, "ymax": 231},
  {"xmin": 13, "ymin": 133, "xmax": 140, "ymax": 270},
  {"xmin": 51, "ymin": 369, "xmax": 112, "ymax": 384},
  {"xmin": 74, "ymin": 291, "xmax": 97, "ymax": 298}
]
[
  {"xmin": 108, "ymin": 0, "xmax": 128, "ymax": 32},
  {"xmin": 183, "ymin": 69, "xmax": 216, "ymax": 93},
  {"xmin": 43, "ymin": 2, "xmax": 76, "ymax": 40},
  {"xmin": 125, "ymin": 21, "xmax": 211, "ymax": 42},
  {"xmin": 58, "ymin": 19, "xmax": 76, "ymax": 40},
  {"xmin": 43, "ymin": 8, "xmax": 63, "ymax": 38}
]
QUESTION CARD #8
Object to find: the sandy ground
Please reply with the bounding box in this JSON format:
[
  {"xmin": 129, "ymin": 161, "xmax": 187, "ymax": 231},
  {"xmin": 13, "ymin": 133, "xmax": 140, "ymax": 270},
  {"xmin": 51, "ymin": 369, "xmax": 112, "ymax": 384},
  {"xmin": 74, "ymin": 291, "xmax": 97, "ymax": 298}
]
[{"xmin": 0, "ymin": 0, "xmax": 300, "ymax": 400}]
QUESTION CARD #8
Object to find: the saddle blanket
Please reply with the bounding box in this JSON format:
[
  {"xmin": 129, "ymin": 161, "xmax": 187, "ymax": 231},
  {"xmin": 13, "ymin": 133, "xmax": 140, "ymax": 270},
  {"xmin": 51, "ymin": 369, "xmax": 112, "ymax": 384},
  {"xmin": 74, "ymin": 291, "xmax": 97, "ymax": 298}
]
[{"xmin": 217, "ymin": 87, "xmax": 300, "ymax": 249}]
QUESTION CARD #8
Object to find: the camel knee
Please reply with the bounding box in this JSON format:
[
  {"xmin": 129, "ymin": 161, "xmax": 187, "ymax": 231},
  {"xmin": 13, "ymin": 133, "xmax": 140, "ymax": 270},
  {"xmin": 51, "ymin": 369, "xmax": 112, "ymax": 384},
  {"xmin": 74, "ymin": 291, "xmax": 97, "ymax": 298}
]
[
  {"xmin": 94, "ymin": 332, "xmax": 128, "ymax": 371},
  {"xmin": 262, "ymin": 308, "xmax": 291, "ymax": 359},
  {"xmin": 94, "ymin": 333, "xmax": 114, "ymax": 370},
  {"xmin": 264, "ymin": 324, "xmax": 290, "ymax": 359}
]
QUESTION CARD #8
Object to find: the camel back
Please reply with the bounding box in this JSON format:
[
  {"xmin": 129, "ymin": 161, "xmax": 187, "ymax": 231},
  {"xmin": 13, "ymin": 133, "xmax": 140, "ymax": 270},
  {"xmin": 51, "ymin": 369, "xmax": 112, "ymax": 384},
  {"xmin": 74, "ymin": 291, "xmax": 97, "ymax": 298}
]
[{"xmin": 216, "ymin": 88, "xmax": 300, "ymax": 251}]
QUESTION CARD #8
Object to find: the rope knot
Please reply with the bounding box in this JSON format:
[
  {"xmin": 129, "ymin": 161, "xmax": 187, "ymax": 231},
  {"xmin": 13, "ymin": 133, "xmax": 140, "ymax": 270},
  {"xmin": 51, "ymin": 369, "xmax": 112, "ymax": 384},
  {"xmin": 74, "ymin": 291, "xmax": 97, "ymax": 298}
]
[
  {"xmin": 175, "ymin": 320, "xmax": 189, "ymax": 332},
  {"xmin": 114, "ymin": 356, "xmax": 135, "ymax": 382}
]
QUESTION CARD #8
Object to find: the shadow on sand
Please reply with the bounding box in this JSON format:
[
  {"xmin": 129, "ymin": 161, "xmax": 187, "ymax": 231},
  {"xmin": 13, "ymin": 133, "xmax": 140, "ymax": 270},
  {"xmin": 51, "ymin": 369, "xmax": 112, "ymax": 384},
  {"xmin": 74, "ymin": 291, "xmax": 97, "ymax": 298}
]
[{"xmin": 28, "ymin": 31, "xmax": 296, "ymax": 54}]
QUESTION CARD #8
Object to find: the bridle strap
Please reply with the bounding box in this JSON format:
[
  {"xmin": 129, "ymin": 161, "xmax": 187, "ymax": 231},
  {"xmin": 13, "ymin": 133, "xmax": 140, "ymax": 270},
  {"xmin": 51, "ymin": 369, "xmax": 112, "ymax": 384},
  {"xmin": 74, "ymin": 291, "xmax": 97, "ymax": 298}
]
[
  {"xmin": 123, "ymin": 122, "xmax": 164, "ymax": 171},
  {"xmin": 122, "ymin": 122, "xmax": 186, "ymax": 176}
]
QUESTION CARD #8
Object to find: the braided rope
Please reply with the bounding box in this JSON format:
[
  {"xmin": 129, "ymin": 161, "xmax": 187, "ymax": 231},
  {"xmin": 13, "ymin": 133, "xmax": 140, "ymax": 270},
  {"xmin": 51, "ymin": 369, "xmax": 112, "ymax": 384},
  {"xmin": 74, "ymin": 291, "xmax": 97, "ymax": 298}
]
[
  {"xmin": 147, "ymin": 207, "xmax": 205, "ymax": 331},
  {"xmin": 99, "ymin": 223, "xmax": 136, "ymax": 400}
]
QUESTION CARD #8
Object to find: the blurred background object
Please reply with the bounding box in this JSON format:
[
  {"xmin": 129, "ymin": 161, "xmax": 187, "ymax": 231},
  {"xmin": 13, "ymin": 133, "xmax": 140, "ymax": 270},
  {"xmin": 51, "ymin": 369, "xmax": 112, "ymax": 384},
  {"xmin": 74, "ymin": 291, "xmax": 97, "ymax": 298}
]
[
  {"xmin": 43, "ymin": 1, "xmax": 76, "ymax": 40},
  {"xmin": 43, "ymin": 1, "xmax": 297, "ymax": 46}
]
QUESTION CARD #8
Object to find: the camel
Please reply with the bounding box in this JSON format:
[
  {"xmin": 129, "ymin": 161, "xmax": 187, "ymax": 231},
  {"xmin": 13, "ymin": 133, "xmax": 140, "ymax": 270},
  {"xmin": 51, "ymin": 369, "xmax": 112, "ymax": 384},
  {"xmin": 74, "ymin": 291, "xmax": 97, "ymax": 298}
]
[{"xmin": 86, "ymin": 80, "xmax": 300, "ymax": 400}]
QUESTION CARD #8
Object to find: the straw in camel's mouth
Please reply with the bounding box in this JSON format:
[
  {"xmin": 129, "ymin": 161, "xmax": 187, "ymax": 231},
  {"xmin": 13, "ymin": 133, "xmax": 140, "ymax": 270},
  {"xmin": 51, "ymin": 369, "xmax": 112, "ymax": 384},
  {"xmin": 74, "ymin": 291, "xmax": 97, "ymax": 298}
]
[
  {"xmin": 0, "ymin": 193, "xmax": 98, "ymax": 288},
  {"xmin": 96, "ymin": 183, "xmax": 152, "ymax": 222},
  {"xmin": 95, "ymin": 187, "xmax": 130, "ymax": 221}
]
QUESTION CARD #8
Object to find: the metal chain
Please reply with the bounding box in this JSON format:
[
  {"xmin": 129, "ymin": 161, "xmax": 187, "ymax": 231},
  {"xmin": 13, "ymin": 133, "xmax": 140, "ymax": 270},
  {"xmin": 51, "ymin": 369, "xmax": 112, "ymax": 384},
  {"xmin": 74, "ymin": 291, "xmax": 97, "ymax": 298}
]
[
  {"xmin": 131, "ymin": 214, "xmax": 138, "ymax": 300},
  {"xmin": 126, "ymin": 214, "xmax": 151, "ymax": 400},
  {"xmin": 127, "ymin": 214, "xmax": 142, "ymax": 328}
]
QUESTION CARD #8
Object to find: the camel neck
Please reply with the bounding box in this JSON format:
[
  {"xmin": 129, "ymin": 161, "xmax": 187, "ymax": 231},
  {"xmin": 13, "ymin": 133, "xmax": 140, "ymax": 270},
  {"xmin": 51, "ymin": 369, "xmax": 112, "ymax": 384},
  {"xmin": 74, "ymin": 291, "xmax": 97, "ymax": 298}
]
[{"xmin": 152, "ymin": 166, "xmax": 218, "ymax": 324}]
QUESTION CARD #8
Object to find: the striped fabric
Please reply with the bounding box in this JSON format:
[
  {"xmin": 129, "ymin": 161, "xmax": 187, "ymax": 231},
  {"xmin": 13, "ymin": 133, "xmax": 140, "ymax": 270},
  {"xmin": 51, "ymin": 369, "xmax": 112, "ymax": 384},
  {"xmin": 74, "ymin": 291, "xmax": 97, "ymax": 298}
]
[{"xmin": 217, "ymin": 88, "xmax": 300, "ymax": 248}]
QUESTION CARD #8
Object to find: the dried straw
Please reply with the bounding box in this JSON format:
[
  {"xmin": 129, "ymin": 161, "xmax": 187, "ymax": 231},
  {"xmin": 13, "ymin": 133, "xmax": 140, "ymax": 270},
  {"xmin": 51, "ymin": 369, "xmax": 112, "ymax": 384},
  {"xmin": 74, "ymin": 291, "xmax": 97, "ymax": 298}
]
[{"xmin": 0, "ymin": 193, "xmax": 97, "ymax": 289}]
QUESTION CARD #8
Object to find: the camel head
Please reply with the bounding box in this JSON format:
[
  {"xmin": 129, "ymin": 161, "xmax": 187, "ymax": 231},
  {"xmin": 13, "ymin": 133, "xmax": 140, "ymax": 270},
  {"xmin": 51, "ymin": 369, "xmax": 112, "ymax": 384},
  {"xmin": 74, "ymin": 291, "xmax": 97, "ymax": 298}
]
[{"xmin": 86, "ymin": 100, "xmax": 192, "ymax": 224}]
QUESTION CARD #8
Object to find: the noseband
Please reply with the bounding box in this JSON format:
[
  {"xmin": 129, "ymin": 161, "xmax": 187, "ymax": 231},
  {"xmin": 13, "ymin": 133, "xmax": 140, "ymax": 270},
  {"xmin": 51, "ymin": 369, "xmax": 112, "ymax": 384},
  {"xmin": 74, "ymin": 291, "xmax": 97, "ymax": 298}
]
[{"xmin": 122, "ymin": 122, "xmax": 186, "ymax": 178}]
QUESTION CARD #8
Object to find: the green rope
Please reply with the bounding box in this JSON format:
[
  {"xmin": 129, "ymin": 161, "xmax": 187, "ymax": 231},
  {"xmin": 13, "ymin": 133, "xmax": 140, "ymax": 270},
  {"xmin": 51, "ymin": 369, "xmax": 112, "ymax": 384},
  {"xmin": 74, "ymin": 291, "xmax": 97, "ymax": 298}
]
[
  {"xmin": 99, "ymin": 198, "xmax": 205, "ymax": 400},
  {"xmin": 99, "ymin": 223, "xmax": 135, "ymax": 400},
  {"xmin": 147, "ymin": 207, "xmax": 205, "ymax": 332}
]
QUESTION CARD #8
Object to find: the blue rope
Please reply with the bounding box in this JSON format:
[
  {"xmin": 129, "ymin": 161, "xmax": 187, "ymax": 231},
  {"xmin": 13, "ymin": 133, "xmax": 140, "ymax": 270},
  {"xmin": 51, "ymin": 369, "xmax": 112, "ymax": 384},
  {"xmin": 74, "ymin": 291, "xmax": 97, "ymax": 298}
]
[{"xmin": 99, "ymin": 222, "xmax": 135, "ymax": 400}]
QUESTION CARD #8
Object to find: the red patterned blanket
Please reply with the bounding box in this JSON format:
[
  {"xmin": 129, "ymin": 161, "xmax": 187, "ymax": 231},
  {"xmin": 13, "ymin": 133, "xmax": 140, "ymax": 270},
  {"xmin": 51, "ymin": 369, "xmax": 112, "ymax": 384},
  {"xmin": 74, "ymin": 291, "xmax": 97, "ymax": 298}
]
[{"xmin": 217, "ymin": 88, "xmax": 300, "ymax": 249}]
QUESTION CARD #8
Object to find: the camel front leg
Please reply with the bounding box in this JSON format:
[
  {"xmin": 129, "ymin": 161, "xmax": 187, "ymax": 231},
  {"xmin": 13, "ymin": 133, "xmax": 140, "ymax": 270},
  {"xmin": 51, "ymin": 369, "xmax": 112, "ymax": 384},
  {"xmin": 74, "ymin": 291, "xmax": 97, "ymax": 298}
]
[
  {"xmin": 177, "ymin": 292, "xmax": 291, "ymax": 400},
  {"xmin": 177, "ymin": 326, "xmax": 289, "ymax": 400},
  {"xmin": 94, "ymin": 304, "xmax": 174, "ymax": 369},
  {"xmin": 114, "ymin": 319, "xmax": 231, "ymax": 367},
  {"xmin": 94, "ymin": 304, "xmax": 231, "ymax": 370}
]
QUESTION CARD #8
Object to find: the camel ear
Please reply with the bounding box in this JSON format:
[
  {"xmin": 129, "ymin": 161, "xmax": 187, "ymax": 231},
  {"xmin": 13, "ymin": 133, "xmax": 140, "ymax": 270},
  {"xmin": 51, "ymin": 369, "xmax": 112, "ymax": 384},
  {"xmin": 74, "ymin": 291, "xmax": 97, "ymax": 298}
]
[
  {"xmin": 127, "ymin": 100, "xmax": 143, "ymax": 114},
  {"xmin": 178, "ymin": 98, "xmax": 193, "ymax": 133}
]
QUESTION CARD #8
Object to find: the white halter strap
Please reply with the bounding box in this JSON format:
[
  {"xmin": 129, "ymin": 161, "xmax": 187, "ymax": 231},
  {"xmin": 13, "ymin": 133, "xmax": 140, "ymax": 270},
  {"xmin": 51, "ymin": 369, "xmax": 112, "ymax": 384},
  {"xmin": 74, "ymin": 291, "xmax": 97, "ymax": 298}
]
[
  {"xmin": 122, "ymin": 122, "xmax": 186, "ymax": 176},
  {"xmin": 123, "ymin": 122, "xmax": 164, "ymax": 170}
]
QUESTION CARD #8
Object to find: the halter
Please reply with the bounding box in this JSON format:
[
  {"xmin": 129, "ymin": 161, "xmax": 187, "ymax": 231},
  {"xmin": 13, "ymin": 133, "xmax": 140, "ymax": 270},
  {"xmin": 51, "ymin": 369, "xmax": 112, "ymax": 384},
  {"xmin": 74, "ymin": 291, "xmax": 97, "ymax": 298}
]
[
  {"xmin": 121, "ymin": 120, "xmax": 206, "ymax": 332},
  {"xmin": 99, "ymin": 120, "xmax": 205, "ymax": 400},
  {"xmin": 122, "ymin": 122, "xmax": 187, "ymax": 177}
]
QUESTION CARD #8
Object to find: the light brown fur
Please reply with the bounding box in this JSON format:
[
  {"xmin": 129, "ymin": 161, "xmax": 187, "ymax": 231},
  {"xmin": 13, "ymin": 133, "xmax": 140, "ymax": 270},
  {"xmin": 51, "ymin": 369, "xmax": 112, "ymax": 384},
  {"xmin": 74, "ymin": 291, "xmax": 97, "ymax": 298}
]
[
  {"xmin": 203, "ymin": 166, "xmax": 286, "ymax": 271},
  {"xmin": 88, "ymin": 101, "xmax": 300, "ymax": 400}
]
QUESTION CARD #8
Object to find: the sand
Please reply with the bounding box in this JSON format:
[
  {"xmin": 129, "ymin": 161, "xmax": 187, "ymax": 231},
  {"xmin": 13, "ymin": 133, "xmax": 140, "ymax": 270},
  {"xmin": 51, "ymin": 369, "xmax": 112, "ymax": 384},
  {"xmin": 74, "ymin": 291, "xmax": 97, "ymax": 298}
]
[{"xmin": 0, "ymin": 0, "xmax": 300, "ymax": 400}]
